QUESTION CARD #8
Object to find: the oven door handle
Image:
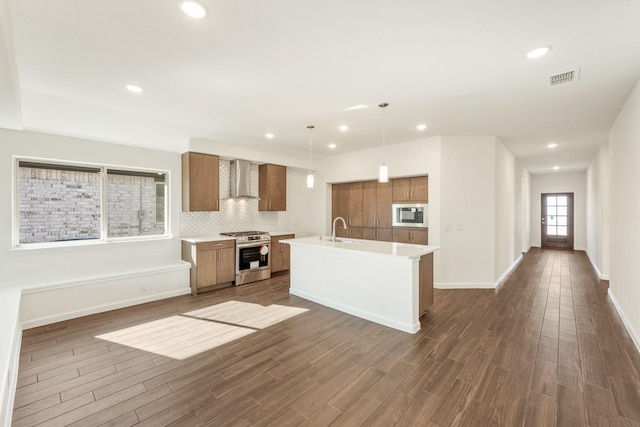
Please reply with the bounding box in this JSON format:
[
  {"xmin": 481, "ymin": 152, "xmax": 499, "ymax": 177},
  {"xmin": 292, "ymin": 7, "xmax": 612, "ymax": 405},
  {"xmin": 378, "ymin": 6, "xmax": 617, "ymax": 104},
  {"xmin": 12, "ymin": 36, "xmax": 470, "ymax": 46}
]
[{"xmin": 236, "ymin": 241, "xmax": 271, "ymax": 248}]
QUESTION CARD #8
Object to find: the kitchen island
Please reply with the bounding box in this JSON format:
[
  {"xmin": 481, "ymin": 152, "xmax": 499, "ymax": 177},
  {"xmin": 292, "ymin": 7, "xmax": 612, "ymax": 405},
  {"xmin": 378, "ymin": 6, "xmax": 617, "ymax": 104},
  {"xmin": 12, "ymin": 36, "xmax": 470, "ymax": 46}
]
[{"xmin": 281, "ymin": 236, "xmax": 439, "ymax": 333}]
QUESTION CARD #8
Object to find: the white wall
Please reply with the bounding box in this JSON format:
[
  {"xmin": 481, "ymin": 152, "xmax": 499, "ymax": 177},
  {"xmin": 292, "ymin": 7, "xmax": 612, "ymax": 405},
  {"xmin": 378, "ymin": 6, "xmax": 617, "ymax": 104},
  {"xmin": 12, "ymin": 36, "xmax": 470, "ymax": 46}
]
[
  {"xmin": 439, "ymin": 136, "xmax": 496, "ymax": 286},
  {"xmin": 317, "ymin": 135, "xmax": 523, "ymax": 289},
  {"xmin": 586, "ymin": 144, "xmax": 610, "ymax": 279},
  {"xmin": 530, "ymin": 172, "xmax": 587, "ymax": 250},
  {"xmin": 521, "ymin": 171, "xmax": 531, "ymax": 252},
  {"xmin": 318, "ymin": 136, "xmax": 442, "ymax": 280},
  {"xmin": 0, "ymin": 129, "xmax": 190, "ymax": 327},
  {"xmin": 494, "ymin": 140, "xmax": 517, "ymax": 280},
  {"xmin": 609, "ymin": 77, "xmax": 640, "ymax": 349},
  {"xmin": 277, "ymin": 167, "xmax": 321, "ymax": 237}
]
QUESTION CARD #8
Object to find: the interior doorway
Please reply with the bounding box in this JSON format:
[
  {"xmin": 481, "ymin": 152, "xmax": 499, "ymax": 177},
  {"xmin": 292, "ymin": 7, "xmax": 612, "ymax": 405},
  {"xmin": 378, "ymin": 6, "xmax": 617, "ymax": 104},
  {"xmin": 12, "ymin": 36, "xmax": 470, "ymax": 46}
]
[{"xmin": 541, "ymin": 193, "xmax": 574, "ymax": 249}]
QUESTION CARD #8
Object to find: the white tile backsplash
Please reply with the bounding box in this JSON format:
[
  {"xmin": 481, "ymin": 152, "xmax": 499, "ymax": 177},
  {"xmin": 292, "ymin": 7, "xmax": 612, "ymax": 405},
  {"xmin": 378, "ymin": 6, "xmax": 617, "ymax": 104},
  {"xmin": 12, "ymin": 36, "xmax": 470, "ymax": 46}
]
[{"xmin": 180, "ymin": 160, "xmax": 279, "ymax": 236}]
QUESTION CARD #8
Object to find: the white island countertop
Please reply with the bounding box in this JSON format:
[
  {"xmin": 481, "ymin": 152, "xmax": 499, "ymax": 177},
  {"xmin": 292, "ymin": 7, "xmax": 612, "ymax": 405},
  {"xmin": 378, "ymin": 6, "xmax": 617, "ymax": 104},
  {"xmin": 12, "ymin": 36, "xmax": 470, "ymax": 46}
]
[{"xmin": 281, "ymin": 236, "xmax": 439, "ymax": 260}]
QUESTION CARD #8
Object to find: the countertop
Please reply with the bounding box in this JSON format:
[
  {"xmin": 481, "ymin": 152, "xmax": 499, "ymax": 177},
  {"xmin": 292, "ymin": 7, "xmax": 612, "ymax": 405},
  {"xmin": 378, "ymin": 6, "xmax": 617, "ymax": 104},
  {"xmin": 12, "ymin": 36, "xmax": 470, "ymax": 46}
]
[
  {"xmin": 281, "ymin": 236, "xmax": 439, "ymax": 260},
  {"xmin": 269, "ymin": 231, "xmax": 296, "ymax": 237},
  {"xmin": 181, "ymin": 231, "xmax": 295, "ymax": 243},
  {"xmin": 180, "ymin": 235, "xmax": 235, "ymax": 243}
]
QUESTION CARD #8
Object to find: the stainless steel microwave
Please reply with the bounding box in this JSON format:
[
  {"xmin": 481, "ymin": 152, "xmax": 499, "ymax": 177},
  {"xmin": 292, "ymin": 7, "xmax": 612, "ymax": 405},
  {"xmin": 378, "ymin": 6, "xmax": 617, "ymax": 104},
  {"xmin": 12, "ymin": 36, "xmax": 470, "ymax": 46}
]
[{"xmin": 392, "ymin": 203, "xmax": 428, "ymax": 228}]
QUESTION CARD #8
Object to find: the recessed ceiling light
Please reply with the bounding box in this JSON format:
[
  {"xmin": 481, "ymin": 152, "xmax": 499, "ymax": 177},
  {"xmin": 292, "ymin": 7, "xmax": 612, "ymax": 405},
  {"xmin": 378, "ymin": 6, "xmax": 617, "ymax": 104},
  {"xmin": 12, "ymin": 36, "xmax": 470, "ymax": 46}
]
[
  {"xmin": 179, "ymin": 1, "xmax": 207, "ymax": 19},
  {"xmin": 416, "ymin": 124, "xmax": 427, "ymax": 131},
  {"xmin": 125, "ymin": 84, "xmax": 144, "ymax": 94},
  {"xmin": 339, "ymin": 125, "xmax": 349, "ymax": 131},
  {"xmin": 265, "ymin": 133, "xmax": 274, "ymax": 139},
  {"xmin": 345, "ymin": 104, "xmax": 368, "ymax": 111},
  {"xmin": 328, "ymin": 143, "xmax": 337, "ymax": 149},
  {"xmin": 553, "ymin": 166, "xmax": 560, "ymax": 170},
  {"xmin": 547, "ymin": 142, "xmax": 558, "ymax": 148},
  {"xmin": 526, "ymin": 46, "xmax": 551, "ymax": 59}
]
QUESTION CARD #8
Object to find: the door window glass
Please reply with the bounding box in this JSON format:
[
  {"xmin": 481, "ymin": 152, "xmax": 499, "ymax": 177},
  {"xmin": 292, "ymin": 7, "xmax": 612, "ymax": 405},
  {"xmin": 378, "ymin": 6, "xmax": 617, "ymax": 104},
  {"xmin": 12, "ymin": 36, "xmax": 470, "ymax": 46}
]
[{"xmin": 545, "ymin": 195, "xmax": 568, "ymax": 236}]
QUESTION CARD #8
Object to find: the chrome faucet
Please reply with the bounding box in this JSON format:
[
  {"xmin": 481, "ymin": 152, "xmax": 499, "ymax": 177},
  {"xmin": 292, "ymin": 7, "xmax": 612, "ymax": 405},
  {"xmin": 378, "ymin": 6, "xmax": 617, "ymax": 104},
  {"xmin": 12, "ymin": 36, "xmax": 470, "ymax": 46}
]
[{"xmin": 332, "ymin": 216, "xmax": 347, "ymax": 241}]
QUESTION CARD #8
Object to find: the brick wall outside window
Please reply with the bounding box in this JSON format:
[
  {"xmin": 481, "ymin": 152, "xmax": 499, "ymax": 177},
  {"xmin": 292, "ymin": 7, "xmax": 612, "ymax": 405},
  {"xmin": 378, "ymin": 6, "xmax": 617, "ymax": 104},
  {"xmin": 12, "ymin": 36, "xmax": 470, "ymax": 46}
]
[{"xmin": 18, "ymin": 166, "xmax": 166, "ymax": 244}]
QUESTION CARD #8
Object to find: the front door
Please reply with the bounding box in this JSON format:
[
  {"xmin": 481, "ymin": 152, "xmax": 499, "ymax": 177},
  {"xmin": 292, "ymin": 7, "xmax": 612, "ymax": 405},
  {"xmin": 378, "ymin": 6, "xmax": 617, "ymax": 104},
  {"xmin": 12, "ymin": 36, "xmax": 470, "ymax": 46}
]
[{"xmin": 541, "ymin": 193, "xmax": 574, "ymax": 249}]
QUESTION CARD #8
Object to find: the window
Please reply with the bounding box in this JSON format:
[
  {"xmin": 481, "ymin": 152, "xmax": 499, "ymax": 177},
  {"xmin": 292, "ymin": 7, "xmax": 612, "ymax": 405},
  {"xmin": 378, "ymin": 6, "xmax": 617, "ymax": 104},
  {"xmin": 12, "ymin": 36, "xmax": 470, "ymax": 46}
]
[
  {"xmin": 17, "ymin": 160, "xmax": 168, "ymax": 246},
  {"xmin": 545, "ymin": 195, "xmax": 568, "ymax": 236}
]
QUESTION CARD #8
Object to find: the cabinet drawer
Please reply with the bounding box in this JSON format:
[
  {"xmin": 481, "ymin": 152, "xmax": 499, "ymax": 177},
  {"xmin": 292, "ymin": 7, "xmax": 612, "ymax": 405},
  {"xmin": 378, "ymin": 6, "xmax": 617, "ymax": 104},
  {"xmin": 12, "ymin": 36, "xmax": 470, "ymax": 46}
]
[{"xmin": 197, "ymin": 240, "xmax": 235, "ymax": 251}]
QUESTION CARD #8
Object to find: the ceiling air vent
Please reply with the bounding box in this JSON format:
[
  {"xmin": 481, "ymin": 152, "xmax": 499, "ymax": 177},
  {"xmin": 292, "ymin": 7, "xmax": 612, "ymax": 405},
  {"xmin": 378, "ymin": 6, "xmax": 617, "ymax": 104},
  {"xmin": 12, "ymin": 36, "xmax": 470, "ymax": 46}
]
[{"xmin": 549, "ymin": 69, "xmax": 579, "ymax": 86}]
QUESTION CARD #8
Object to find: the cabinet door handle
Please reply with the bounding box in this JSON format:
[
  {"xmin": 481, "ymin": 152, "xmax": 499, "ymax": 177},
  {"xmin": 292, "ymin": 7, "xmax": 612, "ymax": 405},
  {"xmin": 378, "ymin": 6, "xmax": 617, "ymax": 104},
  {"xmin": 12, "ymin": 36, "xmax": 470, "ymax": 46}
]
[
  {"xmin": 407, "ymin": 190, "xmax": 410, "ymax": 199},
  {"xmin": 212, "ymin": 243, "xmax": 222, "ymax": 246},
  {"xmin": 269, "ymin": 201, "xmax": 272, "ymax": 210},
  {"xmin": 216, "ymin": 200, "xmax": 219, "ymax": 210},
  {"xmin": 410, "ymin": 190, "xmax": 414, "ymax": 200}
]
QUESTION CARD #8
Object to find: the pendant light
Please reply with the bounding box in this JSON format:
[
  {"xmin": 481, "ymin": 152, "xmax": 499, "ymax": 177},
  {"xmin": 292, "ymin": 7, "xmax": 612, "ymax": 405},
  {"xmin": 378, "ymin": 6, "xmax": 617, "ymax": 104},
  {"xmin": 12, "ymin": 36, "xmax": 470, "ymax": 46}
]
[
  {"xmin": 378, "ymin": 102, "xmax": 389, "ymax": 183},
  {"xmin": 306, "ymin": 125, "xmax": 315, "ymax": 188}
]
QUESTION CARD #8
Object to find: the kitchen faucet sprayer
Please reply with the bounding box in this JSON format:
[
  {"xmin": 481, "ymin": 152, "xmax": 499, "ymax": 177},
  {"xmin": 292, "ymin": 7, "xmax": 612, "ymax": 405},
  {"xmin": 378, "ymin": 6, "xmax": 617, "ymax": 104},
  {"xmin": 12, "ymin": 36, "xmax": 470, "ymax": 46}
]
[{"xmin": 332, "ymin": 216, "xmax": 347, "ymax": 242}]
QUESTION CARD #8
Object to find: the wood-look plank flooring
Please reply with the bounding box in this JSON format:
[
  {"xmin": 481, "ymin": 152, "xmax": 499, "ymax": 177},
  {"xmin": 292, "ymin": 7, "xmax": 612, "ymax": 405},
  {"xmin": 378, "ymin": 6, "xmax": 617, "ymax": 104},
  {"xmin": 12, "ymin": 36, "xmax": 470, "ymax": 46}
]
[{"xmin": 12, "ymin": 248, "xmax": 640, "ymax": 426}]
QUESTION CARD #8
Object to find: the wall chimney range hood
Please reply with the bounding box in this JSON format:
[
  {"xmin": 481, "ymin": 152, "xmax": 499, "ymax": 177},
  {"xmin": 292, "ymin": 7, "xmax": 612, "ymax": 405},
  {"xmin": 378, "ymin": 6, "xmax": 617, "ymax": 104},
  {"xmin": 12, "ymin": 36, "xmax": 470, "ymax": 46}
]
[{"xmin": 229, "ymin": 159, "xmax": 258, "ymax": 199}]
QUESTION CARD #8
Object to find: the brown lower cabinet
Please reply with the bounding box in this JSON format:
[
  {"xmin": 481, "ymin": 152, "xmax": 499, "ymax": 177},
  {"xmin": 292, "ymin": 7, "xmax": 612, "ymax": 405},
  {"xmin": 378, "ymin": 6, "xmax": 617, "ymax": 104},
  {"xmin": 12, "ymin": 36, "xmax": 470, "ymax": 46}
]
[
  {"xmin": 271, "ymin": 234, "xmax": 294, "ymax": 273},
  {"xmin": 393, "ymin": 228, "xmax": 428, "ymax": 245},
  {"xmin": 336, "ymin": 226, "xmax": 363, "ymax": 239},
  {"xmin": 182, "ymin": 239, "xmax": 235, "ymax": 295},
  {"xmin": 362, "ymin": 227, "xmax": 393, "ymax": 242},
  {"xmin": 419, "ymin": 252, "xmax": 434, "ymax": 316}
]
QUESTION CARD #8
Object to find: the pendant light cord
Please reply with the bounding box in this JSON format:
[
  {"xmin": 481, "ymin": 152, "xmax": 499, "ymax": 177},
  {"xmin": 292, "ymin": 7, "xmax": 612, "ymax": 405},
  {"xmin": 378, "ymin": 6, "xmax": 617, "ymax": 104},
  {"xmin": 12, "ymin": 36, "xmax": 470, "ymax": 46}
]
[
  {"xmin": 307, "ymin": 125, "xmax": 314, "ymax": 174},
  {"xmin": 379, "ymin": 102, "xmax": 389, "ymax": 149}
]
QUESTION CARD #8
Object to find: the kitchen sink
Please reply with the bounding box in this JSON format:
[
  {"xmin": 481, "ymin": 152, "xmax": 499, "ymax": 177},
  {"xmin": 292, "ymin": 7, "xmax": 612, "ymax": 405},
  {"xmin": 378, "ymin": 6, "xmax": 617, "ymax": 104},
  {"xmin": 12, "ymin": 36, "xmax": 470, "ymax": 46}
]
[{"xmin": 319, "ymin": 236, "xmax": 357, "ymax": 244}]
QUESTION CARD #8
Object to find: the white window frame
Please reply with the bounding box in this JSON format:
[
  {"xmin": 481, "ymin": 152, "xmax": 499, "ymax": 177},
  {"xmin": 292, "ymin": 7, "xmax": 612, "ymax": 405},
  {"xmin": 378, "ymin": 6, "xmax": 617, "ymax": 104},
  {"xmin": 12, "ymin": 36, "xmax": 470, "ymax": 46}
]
[{"xmin": 13, "ymin": 156, "xmax": 171, "ymax": 249}]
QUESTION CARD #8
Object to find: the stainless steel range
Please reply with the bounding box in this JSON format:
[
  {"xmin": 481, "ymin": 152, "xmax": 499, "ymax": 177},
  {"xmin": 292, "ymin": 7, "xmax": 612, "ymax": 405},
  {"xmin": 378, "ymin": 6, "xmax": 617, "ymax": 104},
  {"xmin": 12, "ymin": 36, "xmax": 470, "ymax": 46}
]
[{"xmin": 219, "ymin": 231, "xmax": 271, "ymax": 285}]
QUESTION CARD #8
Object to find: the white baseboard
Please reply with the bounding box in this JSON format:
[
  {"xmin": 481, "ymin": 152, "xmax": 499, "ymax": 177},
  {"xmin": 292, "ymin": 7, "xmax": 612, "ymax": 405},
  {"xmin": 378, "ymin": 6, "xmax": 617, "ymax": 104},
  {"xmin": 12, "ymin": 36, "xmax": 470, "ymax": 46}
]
[
  {"xmin": 21, "ymin": 288, "xmax": 191, "ymax": 330},
  {"xmin": 607, "ymin": 288, "xmax": 640, "ymax": 354},
  {"xmin": 435, "ymin": 254, "xmax": 523, "ymax": 290},
  {"xmin": 494, "ymin": 254, "xmax": 523, "ymax": 287},
  {"xmin": 585, "ymin": 251, "xmax": 608, "ymax": 280},
  {"xmin": 290, "ymin": 288, "xmax": 420, "ymax": 334},
  {"xmin": 0, "ymin": 289, "xmax": 21, "ymax": 427},
  {"xmin": 434, "ymin": 282, "xmax": 497, "ymax": 289},
  {"xmin": 20, "ymin": 263, "xmax": 191, "ymax": 329}
]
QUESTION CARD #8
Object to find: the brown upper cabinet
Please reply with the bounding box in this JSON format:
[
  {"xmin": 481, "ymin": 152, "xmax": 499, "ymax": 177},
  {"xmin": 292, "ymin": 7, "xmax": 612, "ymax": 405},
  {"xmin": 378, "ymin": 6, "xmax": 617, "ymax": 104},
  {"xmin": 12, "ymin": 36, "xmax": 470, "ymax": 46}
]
[
  {"xmin": 182, "ymin": 152, "xmax": 219, "ymax": 212},
  {"xmin": 392, "ymin": 176, "xmax": 428, "ymax": 202},
  {"xmin": 361, "ymin": 180, "xmax": 393, "ymax": 241},
  {"xmin": 362, "ymin": 180, "xmax": 393, "ymax": 228},
  {"xmin": 259, "ymin": 164, "xmax": 286, "ymax": 211},
  {"xmin": 334, "ymin": 182, "xmax": 363, "ymax": 227}
]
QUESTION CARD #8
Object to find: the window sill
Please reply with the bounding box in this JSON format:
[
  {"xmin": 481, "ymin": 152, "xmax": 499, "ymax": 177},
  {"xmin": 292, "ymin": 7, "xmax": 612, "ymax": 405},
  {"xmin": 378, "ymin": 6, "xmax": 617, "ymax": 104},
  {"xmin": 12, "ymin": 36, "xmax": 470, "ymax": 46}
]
[{"xmin": 9, "ymin": 235, "xmax": 176, "ymax": 256}]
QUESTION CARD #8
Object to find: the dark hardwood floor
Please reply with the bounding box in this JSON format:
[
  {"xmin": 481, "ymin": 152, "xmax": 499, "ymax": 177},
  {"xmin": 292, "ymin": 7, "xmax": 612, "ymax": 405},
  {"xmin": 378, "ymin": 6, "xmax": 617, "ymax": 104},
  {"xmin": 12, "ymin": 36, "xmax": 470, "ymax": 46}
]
[{"xmin": 12, "ymin": 248, "xmax": 640, "ymax": 426}]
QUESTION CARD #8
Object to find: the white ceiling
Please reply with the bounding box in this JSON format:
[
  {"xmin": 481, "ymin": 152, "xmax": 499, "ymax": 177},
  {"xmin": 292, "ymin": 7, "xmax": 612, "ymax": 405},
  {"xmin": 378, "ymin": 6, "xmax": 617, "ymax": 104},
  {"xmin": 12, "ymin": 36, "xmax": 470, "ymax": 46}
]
[{"xmin": 2, "ymin": 0, "xmax": 640, "ymax": 173}]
